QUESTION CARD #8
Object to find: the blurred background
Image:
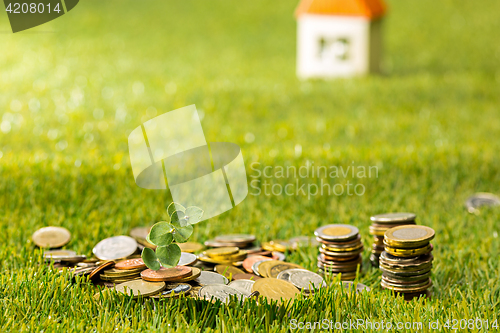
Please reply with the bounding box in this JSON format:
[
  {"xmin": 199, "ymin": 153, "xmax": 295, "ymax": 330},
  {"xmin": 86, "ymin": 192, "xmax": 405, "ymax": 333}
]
[{"xmin": 1, "ymin": 0, "xmax": 500, "ymax": 260}]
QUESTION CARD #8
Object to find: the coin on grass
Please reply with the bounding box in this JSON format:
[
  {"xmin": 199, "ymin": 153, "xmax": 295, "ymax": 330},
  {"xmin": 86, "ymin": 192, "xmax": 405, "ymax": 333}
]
[
  {"xmin": 232, "ymin": 273, "xmax": 261, "ymax": 281},
  {"xmin": 228, "ymin": 279, "xmax": 255, "ymax": 295},
  {"xmin": 258, "ymin": 260, "xmax": 305, "ymax": 279},
  {"xmin": 381, "ymin": 278, "xmax": 432, "ymax": 293},
  {"xmin": 370, "ymin": 213, "xmax": 417, "ymax": 224},
  {"xmin": 215, "ymin": 234, "xmax": 256, "ymax": 244},
  {"xmin": 89, "ymin": 261, "xmax": 115, "ymax": 280},
  {"xmin": 205, "ymin": 247, "xmax": 239, "ymax": 258},
  {"xmin": 150, "ymin": 283, "xmax": 192, "ymax": 298},
  {"xmin": 278, "ymin": 269, "xmax": 326, "ymax": 293},
  {"xmin": 198, "ymin": 284, "xmax": 246, "ymax": 303},
  {"xmin": 114, "ymin": 279, "xmax": 165, "ymax": 298},
  {"xmin": 43, "ymin": 250, "xmax": 76, "ymax": 260},
  {"xmin": 178, "ymin": 242, "xmax": 204, "ymax": 253},
  {"xmin": 243, "ymin": 256, "xmax": 272, "ymax": 273},
  {"xmin": 178, "ymin": 252, "xmax": 197, "ymax": 266},
  {"xmin": 175, "ymin": 267, "xmax": 202, "ymax": 282},
  {"xmin": 115, "ymin": 258, "xmax": 146, "ymax": 270},
  {"xmin": 252, "ymin": 259, "xmax": 272, "ymax": 276},
  {"xmin": 252, "ymin": 278, "xmax": 300, "ymax": 304},
  {"xmin": 32, "ymin": 226, "xmax": 71, "ymax": 248},
  {"xmin": 384, "ymin": 225, "xmax": 435, "ymax": 249},
  {"xmin": 194, "ymin": 271, "xmax": 229, "ymax": 286},
  {"xmin": 141, "ymin": 266, "xmax": 192, "ymax": 282},
  {"xmin": 314, "ymin": 225, "xmax": 359, "ymax": 242},
  {"xmin": 93, "ymin": 236, "xmax": 138, "ymax": 260},
  {"xmin": 465, "ymin": 193, "xmax": 500, "ymax": 214},
  {"xmin": 215, "ymin": 265, "xmax": 245, "ymax": 278}
]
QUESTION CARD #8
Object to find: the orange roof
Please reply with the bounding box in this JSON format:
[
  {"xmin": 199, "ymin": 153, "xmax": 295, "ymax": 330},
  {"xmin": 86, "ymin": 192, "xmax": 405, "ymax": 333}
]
[{"xmin": 295, "ymin": 0, "xmax": 386, "ymax": 19}]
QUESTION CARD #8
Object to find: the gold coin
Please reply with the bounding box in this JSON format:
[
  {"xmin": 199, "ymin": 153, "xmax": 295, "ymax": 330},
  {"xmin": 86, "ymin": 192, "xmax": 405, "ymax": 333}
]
[
  {"xmin": 32, "ymin": 226, "xmax": 71, "ymax": 248},
  {"xmin": 258, "ymin": 260, "xmax": 305, "ymax": 278},
  {"xmin": 384, "ymin": 225, "xmax": 435, "ymax": 249},
  {"xmin": 114, "ymin": 279, "xmax": 166, "ymax": 298},
  {"xmin": 314, "ymin": 224, "xmax": 359, "ymax": 242},
  {"xmin": 102, "ymin": 268, "xmax": 145, "ymax": 277},
  {"xmin": 178, "ymin": 242, "xmax": 204, "ymax": 253},
  {"xmin": 175, "ymin": 267, "xmax": 202, "ymax": 282},
  {"xmin": 385, "ymin": 244, "xmax": 432, "ymax": 257},
  {"xmin": 251, "ymin": 278, "xmax": 299, "ymax": 304},
  {"xmin": 215, "ymin": 265, "xmax": 245, "ymax": 279},
  {"xmin": 205, "ymin": 247, "xmax": 239, "ymax": 258},
  {"xmin": 198, "ymin": 254, "xmax": 241, "ymax": 265}
]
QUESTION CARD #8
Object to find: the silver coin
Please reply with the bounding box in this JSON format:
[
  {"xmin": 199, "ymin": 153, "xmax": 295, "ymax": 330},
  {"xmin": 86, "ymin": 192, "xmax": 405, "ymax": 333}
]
[
  {"xmin": 198, "ymin": 284, "xmax": 246, "ymax": 303},
  {"xmin": 151, "ymin": 283, "xmax": 192, "ymax": 298},
  {"xmin": 370, "ymin": 213, "xmax": 417, "ymax": 224},
  {"xmin": 252, "ymin": 259, "xmax": 271, "ymax": 276},
  {"xmin": 272, "ymin": 251, "xmax": 286, "ymax": 261},
  {"xmin": 228, "ymin": 279, "xmax": 254, "ymax": 296},
  {"xmin": 178, "ymin": 252, "xmax": 197, "ymax": 266},
  {"xmin": 193, "ymin": 271, "xmax": 229, "ymax": 286},
  {"xmin": 465, "ymin": 193, "xmax": 500, "ymax": 214},
  {"xmin": 93, "ymin": 236, "xmax": 138, "ymax": 260},
  {"xmin": 281, "ymin": 269, "xmax": 326, "ymax": 292},
  {"xmin": 43, "ymin": 250, "xmax": 77, "ymax": 260},
  {"xmin": 341, "ymin": 281, "xmax": 371, "ymax": 293}
]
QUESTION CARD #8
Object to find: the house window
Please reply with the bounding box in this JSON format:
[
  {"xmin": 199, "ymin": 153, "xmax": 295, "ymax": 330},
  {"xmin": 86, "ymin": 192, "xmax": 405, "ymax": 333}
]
[{"xmin": 318, "ymin": 37, "xmax": 350, "ymax": 62}]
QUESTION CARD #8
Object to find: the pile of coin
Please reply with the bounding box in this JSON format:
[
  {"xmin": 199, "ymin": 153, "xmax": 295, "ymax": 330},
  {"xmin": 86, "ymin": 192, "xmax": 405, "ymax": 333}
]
[
  {"xmin": 369, "ymin": 213, "xmax": 417, "ymax": 267},
  {"xmin": 315, "ymin": 224, "xmax": 363, "ymax": 280},
  {"xmin": 35, "ymin": 225, "xmax": 374, "ymax": 304},
  {"xmin": 380, "ymin": 225, "xmax": 435, "ymax": 297}
]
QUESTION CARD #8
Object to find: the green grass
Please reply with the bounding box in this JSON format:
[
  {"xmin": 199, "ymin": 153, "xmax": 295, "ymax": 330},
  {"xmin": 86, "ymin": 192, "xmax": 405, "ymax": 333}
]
[{"xmin": 1, "ymin": 0, "xmax": 500, "ymax": 331}]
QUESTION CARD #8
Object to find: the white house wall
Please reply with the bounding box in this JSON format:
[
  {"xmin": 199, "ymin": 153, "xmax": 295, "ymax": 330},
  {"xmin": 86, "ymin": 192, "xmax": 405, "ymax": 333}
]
[{"xmin": 297, "ymin": 15, "xmax": 371, "ymax": 79}]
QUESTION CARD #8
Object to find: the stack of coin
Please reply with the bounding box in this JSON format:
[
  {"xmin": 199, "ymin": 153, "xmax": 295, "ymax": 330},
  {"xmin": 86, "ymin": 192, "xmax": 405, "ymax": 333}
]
[
  {"xmin": 369, "ymin": 213, "xmax": 417, "ymax": 267},
  {"xmin": 198, "ymin": 247, "xmax": 247, "ymax": 266},
  {"xmin": 315, "ymin": 224, "xmax": 363, "ymax": 280},
  {"xmin": 380, "ymin": 225, "xmax": 435, "ymax": 297},
  {"xmin": 99, "ymin": 258, "xmax": 147, "ymax": 283}
]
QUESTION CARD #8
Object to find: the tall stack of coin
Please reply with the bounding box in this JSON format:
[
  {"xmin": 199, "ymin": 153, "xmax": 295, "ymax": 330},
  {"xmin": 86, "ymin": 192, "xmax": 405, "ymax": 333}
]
[
  {"xmin": 369, "ymin": 213, "xmax": 417, "ymax": 267},
  {"xmin": 380, "ymin": 225, "xmax": 435, "ymax": 297},
  {"xmin": 314, "ymin": 224, "xmax": 363, "ymax": 280}
]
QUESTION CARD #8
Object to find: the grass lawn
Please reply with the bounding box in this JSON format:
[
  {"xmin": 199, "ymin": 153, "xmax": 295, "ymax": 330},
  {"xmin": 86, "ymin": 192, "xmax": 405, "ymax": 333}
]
[{"xmin": 1, "ymin": 0, "xmax": 500, "ymax": 331}]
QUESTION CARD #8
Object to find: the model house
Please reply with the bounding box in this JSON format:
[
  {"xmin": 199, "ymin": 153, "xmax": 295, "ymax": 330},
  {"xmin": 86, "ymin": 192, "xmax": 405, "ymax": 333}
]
[{"xmin": 295, "ymin": 0, "xmax": 386, "ymax": 79}]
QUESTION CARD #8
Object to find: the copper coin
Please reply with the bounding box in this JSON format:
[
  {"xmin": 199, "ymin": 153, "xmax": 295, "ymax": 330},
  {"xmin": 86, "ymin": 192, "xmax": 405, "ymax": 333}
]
[
  {"xmin": 243, "ymin": 255, "xmax": 271, "ymax": 273},
  {"xmin": 232, "ymin": 273, "xmax": 261, "ymax": 281},
  {"xmin": 115, "ymin": 258, "xmax": 146, "ymax": 270},
  {"xmin": 89, "ymin": 261, "xmax": 115, "ymax": 280},
  {"xmin": 141, "ymin": 266, "xmax": 192, "ymax": 282}
]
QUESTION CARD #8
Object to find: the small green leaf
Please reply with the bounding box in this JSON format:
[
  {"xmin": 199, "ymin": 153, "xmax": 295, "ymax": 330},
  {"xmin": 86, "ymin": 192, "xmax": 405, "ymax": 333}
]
[
  {"xmin": 141, "ymin": 248, "xmax": 161, "ymax": 271},
  {"xmin": 149, "ymin": 221, "xmax": 173, "ymax": 246},
  {"xmin": 185, "ymin": 206, "xmax": 204, "ymax": 224},
  {"xmin": 173, "ymin": 224, "xmax": 193, "ymax": 243},
  {"xmin": 167, "ymin": 202, "xmax": 186, "ymax": 217},
  {"xmin": 156, "ymin": 244, "xmax": 181, "ymax": 268}
]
